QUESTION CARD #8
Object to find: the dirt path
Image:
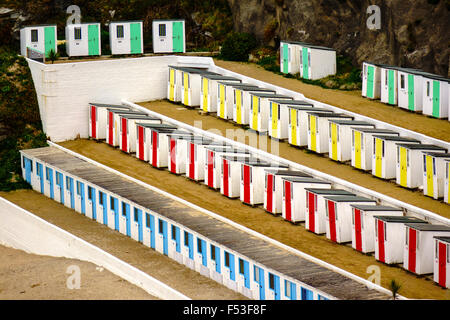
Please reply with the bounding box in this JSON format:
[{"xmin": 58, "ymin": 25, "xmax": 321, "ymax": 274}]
[
  {"xmin": 139, "ymin": 100, "xmax": 450, "ymax": 220},
  {"xmin": 0, "ymin": 244, "xmax": 158, "ymax": 300},
  {"xmin": 213, "ymin": 59, "xmax": 450, "ymax": 143},
  {"xmin": 58, "ymin": 139, "xmax": 450, "ymax": 300},
  {"xmin": 0, "ymin": 190, "xmax": 247, "ymax": 300}
]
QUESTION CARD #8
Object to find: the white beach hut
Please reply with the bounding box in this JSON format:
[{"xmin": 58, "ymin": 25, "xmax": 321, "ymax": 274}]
[
  {"xmin": 200, "ymin": 74, "xmax": 241, "ymax": 113},
  {"xmin": 217, "ymin": 83, "xmax": 257, "ymax": 120},
  {"xmin": 135, "ymin": 123, "xmax": 177, "ymax": 162},
  {"xmin": 186, "ymin": 139, "xmax": 224, "ymax": 181},
  {"xmin": 119, "ymin": 114, "xmax": 162, "ymax": 154},
  {"xmin": 380, "ymin": 65, "xmax": 398, "ymax": 105},
  {"xmin": 181, "ymin": 69, "xmax": 218, "ymax": 107},
  {"xmin": 109, "ymin": 21, "xmax": 143, "ymax": 55},
  {"xmin": 299, "ymin": 44, "xmax": 337, "ymax": 80},
  {"xmin": 433, "ymin": 236, "xmax": 450, "ymax": 288},
  {"xmin": 280, "ymin": 40, "xmax": 306, "ymax": 75},
  {"xmin": 269, "ymin": 100, "xmax": 313, "ymax": 140},
  {"xmin": 397, "ymin": 68, "xmax": 427, "ymax": 112},
  {"xmin": 89, "ymin": 103, "xmax": 130, "ymax": 140},
  {"xmin": 422, "ymin": 74, "xmax": 449, "ymax": 119},
  {"xmin": 20, "ymin": 24, "xmax": 57, "ymax": 59},
  {"xmin": 220, "ymin": 155, "xmax": 257, "ymax": 198},
  {"xmin": 65, "ymin": 23, "xmax": 101, "ymax": 57},
  {"xmin": 361, "ymin": 62, "xmax": 383, "ymax": 99},
  {"xmin": 167, "ymin": 66, "xmax": 207, "ymax": 102},
  {"xmin": 249, "ymin": 93, "xmax": 293, "ymax": 133},
  {"xmin": 287, "ymin": 105, "xmax": 328, "ymax": 147},
  {"xmin": 106, "ymin": 109, "xmax": 148, "ymax": 147},
  {"xmin": 422, "ymin": 152, "xmax": 450, "ymax": 199},
  {"xmin": 233, "ymin": 87, "xmax": 275, "ymax": 125},
  {"xmin": 152, "ymin": 19, "xmax": 185, "ymax": 53}
]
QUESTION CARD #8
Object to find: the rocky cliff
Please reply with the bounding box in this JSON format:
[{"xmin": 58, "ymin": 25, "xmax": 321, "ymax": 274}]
[{"xmin": 227, "ymin": 0, "xmax": 450, "ymax": 77}]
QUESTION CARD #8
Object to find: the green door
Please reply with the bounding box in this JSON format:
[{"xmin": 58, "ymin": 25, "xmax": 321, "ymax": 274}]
[
  {"xmin": 130, "ymin": 23, "xmax": 142, "ymax": 54},
  {"xmin": 172, "ymin": 21, "xmax": 184, "ymax": 53},
  {"xmin": 302, "ymin": 47, "xmax": 309, "ymax": 79},
  {"xmin": 282, "ymin": 43, "xmax": 289, "ymax": 74},
  {"xmin": 432, "ymin": 80, "xmax": 440, "ymax": 117},
  {"xmin": 407, "ymin": 74, "xmax": 415, "ymax": 111},
  {"xmin": 388, "ymin": 69, "xmax": 395, "ymax": 104},
  {"xmin": 366, "ymin": 65, "xmax": 374, "ymax": 98},
  {"xmin": 88, "ymin": 24, "xmax": 99, "ymax": 56},
  {"xmin": 44, "ymin": 26, "xmax": 56, "ymax": 58}
]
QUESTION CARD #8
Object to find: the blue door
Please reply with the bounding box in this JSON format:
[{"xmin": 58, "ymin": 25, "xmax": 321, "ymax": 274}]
[
  {"xmin": 301, "ymin": 287, "xmax": 314, "ymax": 300},
  {"xmin": 110, "ymin": 196, "xmax": 119, "ymax": 231},
  {"xmin": 46, "ymin": 167, "xmax": 54, "ymax": 199},
  {"xmin": 284, "ymin": 280, "xmax": 297, "ymax": 300},
  {"xmin": 134, "ymin": 207, "xmax": 143, "ymax": 243},
  {"xmin": 269, "ymin": 273, "xmax": 280, "ymax": 300},
  {"xmin": 36, "ymin": 162, "xmax": 44, "ymax": 193},
  {"xmin": 77, "ymin": 181, "xmax": 85, "ymax": 215},
  {"xmin": 238, "ymin": 258, "xmax": 250, "ymax": 289},
  {"xmin": 211, "ymin": 245, "xmax": 221, "ymax": 273},
  {"xmin": 184, "ymin": 231, "xmax": 194, "ymax": 260},
  {"xmin": 122, "ymin": 202, "xmax": 131, "ymax": 236},
  {"xmin": 99, "ymin": 191, "xmax": 107, "ymax": 225},
  {"xmin": 24, "ymin": 157, "xmax": 32, "ymax": 184},
  {"xmin": 56, "ymin": 171, "xmax": 64, "ymax": 205},
  {"xmin": 254, "ymin": 265, "xmax": 265, "ymax": 300},
  {"xmin": 225, "ymin": 251, "xmax": 235, "ymax": 281},
  {"xmin": 197, "ymin": 238, "xmax": 207, "ymax": 266},
  {"xmin": 171, "ymin": 225, "xmax": 181, "ymax": 253},
  {"xmin": 158, "ymin": 219, "xmax": 168, "ymax": 255},
  {"xmin": 146, "ymin": 212, "xmax": 155, "ymax": 249},
  {"xmin": 66, "ymin": 176, "xmax": 75, "ymax": 209},
  {"xmin": 88, "ymin": 186, "xmax": 96, "ymax": 220}
]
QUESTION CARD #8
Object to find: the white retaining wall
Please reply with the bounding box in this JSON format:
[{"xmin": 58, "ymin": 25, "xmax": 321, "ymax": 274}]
[{"xmin": 0, "ymin": 196, "xmax": 190, "ymax": 300}]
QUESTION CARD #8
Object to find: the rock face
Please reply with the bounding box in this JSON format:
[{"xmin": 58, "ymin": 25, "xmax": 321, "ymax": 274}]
[{"xmin": 227, "ymin": 0, "xmax": 450, "ymax": 77}]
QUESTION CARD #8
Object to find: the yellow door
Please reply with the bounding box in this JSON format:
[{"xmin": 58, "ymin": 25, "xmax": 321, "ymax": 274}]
[
  {"xmin": 425, "ymin": 154, "xmax": 434, "ymax": 197},
  {"xmin": 219, "ymin": 84, "xmax": 225, "ymax": 118},
  {"xmin": 399, "ymin": 147, "xmax": 408, "ymax": 187},
  {"xmin": 330, "ymin": 123, "xmax": 338, "ymax": 160},
  {"xmin": 169, "ymin": 69, "xmax": 175, "ymax": 101},
  {"xmin": 183, "ymin": 73, "xmax": 189, "ymax": 105},
  {"xmin": 252, "ymin": 96, "xmax": 258, "ymax": 130},
  {"xmin": 271, "ymin": 103, "xmax": 278, "ymax": 138},
  {"xmin": 202, "ymin": 78, "xmax": 208, "ymax": 111},
  {"xmin": 290, "ymin": 109, "xmax": 297, "ymax": 145},
  {"xmin": 236, "ymin": 90, "xmax": 242, "ymax": 123},
  {"xmin": 310, "ymin": 115, "xmax": 317, "ymax": 151},
  {"xmin": 375, "ymin": 138, "xmax": 383, "ymax": 177},
  {"xmin": 354, "ymin": 131, "xmax": 362, "ymax": 169}
]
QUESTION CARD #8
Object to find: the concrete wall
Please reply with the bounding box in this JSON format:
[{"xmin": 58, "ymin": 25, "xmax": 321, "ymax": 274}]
[{"xmin": 0, "ymin": 196, "xmax": 190, "ymax": 300}]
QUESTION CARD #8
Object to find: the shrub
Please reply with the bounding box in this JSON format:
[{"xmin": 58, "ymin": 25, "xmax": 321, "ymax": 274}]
[{"xmin": 219, "ymin": 32, "xmax": 258, "ymax": 62}]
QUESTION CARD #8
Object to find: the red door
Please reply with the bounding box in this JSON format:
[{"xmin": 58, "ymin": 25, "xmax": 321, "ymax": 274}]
[
  {"xmin": 354, "ymin": 209, "xmax": 362, "ymax": 252},
  {"xmin": 108, "ymin": 112, "xmax": 114, "ymax": 145},
  {"xmin": 377, "ymin": 220, "xmax": 385, "ymax": 262},
  {"xmin": 307, "ymin": 192, "xmax": 315, "ymax": 232},
  {"xmin": 438, "ymin": 242, "xmax": 447, "ymax": 287},
  {"xmin": 91, "ymin": 106, "xmax": 96, "ymax": 138},
  {"xmin": 266, "ymin": 173, "xmax": 273, "ymax": 212},
  {"xmin": 328, "ymin": 201, "xmax": 337, "ymax": 242},
  {"xmin": 408, "ymin": 228, "xmax": 417, "ymax": 273},
  {"xmin": 243, "ymin": 165, "xmax": 251, "ymax": 204},
  {"xmin": 284, "ymin": 181, "xmax": 292, "ymax": 221},
  {"xmin": 138, "ymin": 126, "xmax": 144, "ymax": 160},
  {"xmin": 189, "ymin": 143, "xmax": 195, "ymax": 179},
  {"xmin": 207, "ymin": 151, "xmax": 214, "ymax": 187},
  {"xmin": 151, "ymin": 131, "xmax": 158, "ymax": 166},
  {"xmin": 121, "ymin": 118, "xmax": 128, "ymax": 152},
  {"xmin": 170, "ymin": 139, "xmax": 176, "ymax": 173},
  {"xmin": 223, "ymin": 159, "xmax": 229, "ymax": 196}
]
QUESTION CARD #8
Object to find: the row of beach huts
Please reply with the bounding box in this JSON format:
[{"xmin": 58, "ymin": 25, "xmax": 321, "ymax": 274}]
[
  {"xmin": 166, "ymin": 65, "xmax": 450, "ymax": 202},
  {"xmin": 83, "ymin": 96, "xmax": 450, "ymax": 290}
]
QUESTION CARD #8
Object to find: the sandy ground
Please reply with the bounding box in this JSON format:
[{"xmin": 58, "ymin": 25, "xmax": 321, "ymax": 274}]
[
  {"xmin": 0, "ymin": 190, "xmax": 247, "ymax": 300},
  {"xmin": 0, "ymin": 244, "xmax": 158, "ymax": 300},
  {"xmin": 213, "ymin": 59, "xmax": 450, "ymax": 143},
  {"xmin": 57, "ymin": 139, "xmax": 450, "ymax": 300}
]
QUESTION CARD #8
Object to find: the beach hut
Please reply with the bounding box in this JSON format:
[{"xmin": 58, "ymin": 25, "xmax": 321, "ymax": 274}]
[
  {"xmin": 282, "ymin": 177, "xmax": 332, "ymax": 223},
  {"xmin": 135, "ymin": 123, "xmax": 177, "ymax": 162},
  {"xmin": 328, "ymin": 120, "xmax": 374, "ymax": 162},
  {"xmin": 372, "ymin": 135, "xmax": 420, "ymax": 180},
  {"xmin": 287, "ymin": 105, "xmax": 328, "ymax": 147},
  {"xmin": 109, "ymin": 21, "xmax": 143, "ymax": 55},
  {"xmin": 217, "ymin": 83, "xmax": 257, "ymax": 120},
  {"xmin": 397, "ymin": 68, "xmax": 427, "ymax": 112},
  {"xmin": 240, "ymin": 160, "xmax": 289, "ymax": 206},
  {"xmin": 249, "ymin": 93, "xmax": 293, "ymax": 133},
  {"xmin": 351, "ymin": 128, "xmax": 399, "ymax": 171},
  {"xmin": 220, "ymin": 156, "xmax": 258, "ymax": 198},
  {"xmin": 423, "ymin": 152, "xmax": 450, "ymax": 199},
  {"xmin": 204, "ymin": 146, "xmax": 249, "ymax": 189},
  {"xmin": 305, "ymin": 189, "xmax": 355, "ymax": 235},
  {"xmin": 280, "ymin": 40, "xmax": 305, "ymax": 75},
  {"xmin": 324, "ymin": 195, "xmax": 377, "ymax": 244},
  {"xmin": 233, "ymin": 87, "xmax": 275, "ymax": 125},
  {"xmin": 167, "ymin": 133, "xmax": 200, "ymax": 174},
  {"xmin": 186, "ymin": 138, "xmax": 225, "ymax": 181},
  {"xmin": 380, "ymin": 65, "xmax": 398, "ymax": 105},
  {"xmin": 269, "ymin": 100, "xmax": 314, "ymax": 140},
  {"xmin": 264, "ymin": 170, "xmax": 312, "ymax": 215},
  {"xmin": 422, "ymin": 74, "xmax": 449, "ymax": 119},
  {"xmin": 88, "ymin": 103, "xmax": 130, "ymax": 140},
  {"xmin": 350, "ymin": 205, "xmax": 403, "ymax": 254},
  {"xmin": 167, "ymin": 66, "xmax": 206, "ymax": 102},
  {"xmin": 200, "ymin": 74, "xmax": 241, "ymax": 113},
  {"xmin": 152, "ymin": 19, "xmax": 185, "ymax": 53},
  {"xmin": 20, "ymin": 25, "xmax": 57, "ymax": 59},
  {"xmin": 181, "ymin": 69, "xmax": 218, "ymax": 107},
  {"xmin": 403, "ymin": 224, "xmax": 450, "ymax": 275},
  {"xmin": 307, "ymin": 112, "xmax": 354, "ymax": 154},
  {"xmin": 299, "ymin": 44, "xmax": 337, "ymax": 80},
  {"xmin": 434, "ymin": 236, "xmax": 450, "ymax": 288},
  {"xmin": 396, "ymin": 144, "xmax": 447, "ymax": 188},
  {"xmin": 65, "ymin": 23, "xmax": 101, "ymax": 57},
  {"xmin": 119, "ymin": 114, "xmax": 162, "ymax": 154},
  {"xmin": 106, "ymin": 109, "xmax": 147, "ymax": 147},
  {"xmin": 150, "ymin": 129, "xmax": 191, "ymax": 169},
  {"xmin": 373, "ymin": 216, "xmax": 426, "ymax": 264},
  {"xmin": 361, "ymin": 62, "xmax": 383, "ymax": 99}
]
